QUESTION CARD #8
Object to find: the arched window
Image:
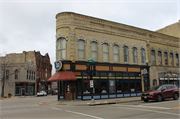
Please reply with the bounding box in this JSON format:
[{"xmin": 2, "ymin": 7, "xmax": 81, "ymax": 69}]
[
  {"xmin": 141, "ymin": 48, "xmax": 145, "ymax": 64},
  {"xmin": 124, "ymin": 46, "xmax": 128, "ymax": 62},
  {"xmin": 164, "ymin": 52, "xmax": 168, "ymax": 65},
  {"xmin": 91, "ymin": 42, "xmax": 98, "ymax": 60},
  {"xmin": 103, "ymin": 43, "xmax": 109, "ymax": 62},
  {"xmin": 6, "ymin": 70, "xmax": 9, "ymax": 79},
  {"xmin": 26, "ymin": 70, "xmax": 28, "ymax": 79},
  {"xmin": 158, "ymin": 51, "xmax": 162, "ymax": 65},
  {"xmin": 153, "ymin": 79, "xmax": 157, "ymax": 86},
  {"xmin": 170, "ymin": 53, "xmax": 173, "ymax": 65},
  {"xmin": 176, "ymin": 54, "xmax": 179, "ymax": 66},
  {"xmin": 151, "ymin": 50, "xmax": 156, "ymax": 65},
  {"xmin": 114, "ymin": 45, "xmax": 119, "ymax": 62},
  {"xmin": 78, "ymin": 40, "xmax": 85, "ymax": 60},
  {"xmin": 58, "ymin": 38, "xmax": 66, "ymax": 59},
  {"xmin": 133, "ymin": 47, "xmax": 137, "ymax": 63},
  {"xmin": 31, "ymin": 71, "xmax": 33, "ymax": 80},
  {"xmin": 15, "ymin": 70, "xmax": 18, "ymax": 79},
  {"xmin": 29, "ymin": 71, "xmax": 31, "ymax": 79}
]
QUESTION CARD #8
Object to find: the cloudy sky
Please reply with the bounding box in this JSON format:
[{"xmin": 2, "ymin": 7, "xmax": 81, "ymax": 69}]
[{"xmin": 1, "ymin": 0, "xmax": 179, "ymax": 74}]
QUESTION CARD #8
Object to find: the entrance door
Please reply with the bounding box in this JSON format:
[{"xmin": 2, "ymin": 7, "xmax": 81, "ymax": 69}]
[
  {"xmin": 64, "ymin": 81, "xmax": 76, "ymax": 99},
  {"xmin": 21, "ymin": 88, "xmax": 25, "ymax": 96}
]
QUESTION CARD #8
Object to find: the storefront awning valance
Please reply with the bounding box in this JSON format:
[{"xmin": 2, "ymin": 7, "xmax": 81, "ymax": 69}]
[{"xmin": 48, "ymin": 71, "xmax": 77, "ymax": 82}]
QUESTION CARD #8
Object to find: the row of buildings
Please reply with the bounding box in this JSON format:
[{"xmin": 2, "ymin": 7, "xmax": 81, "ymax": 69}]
[
  {"xmin": 1, "ymin": 51, "xmax": 52, "ymax": 97},
  {"xmin": 48, "ymin": 12, "xmax": 180, "ymax": 100}
]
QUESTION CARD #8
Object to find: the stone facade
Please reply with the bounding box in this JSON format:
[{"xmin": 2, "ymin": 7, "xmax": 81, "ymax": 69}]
[
  {"xmin": 156, "ymin": 20, "xmax": 180, "ymax": 38},
  {"xmin": 0, "ymin": 51, "xmax": 52, "ymax": 96},
  {"xmin": 1, "ymin": 55, "xmax": 36, "ymax": 96},
  {"xmin": 55, "ymin": 12, "xmax": 180, "ymax": 88}
]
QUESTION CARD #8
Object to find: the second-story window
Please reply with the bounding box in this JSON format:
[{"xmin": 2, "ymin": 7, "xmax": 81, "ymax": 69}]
[
  {"xmin": 151, "ymin": 50, "xmax": 155, "ymax": 65},
  {"xmin": 164, "ymin": 52, "xmax": 168, "ymax": 65},
  {"xmin": 170, "ymin": 53, "xmax": 173, "ymax": 65},
  {"xmin": 29, "ymin": 71, "xmax": 31, "ymax": 79},
  {"xmin": 26, "ymin": 70, "xmax": 28, "ymax": 79},
  {"xmin": 15, "ymin": 70, "xmax": 18, "ymax": 79},
  {"xmin": 124, "ymin": 46, "xmax": 128, "ymax": 62},
  {"xmin": 103, "ymin": 43, "xmax": 109, "ymax": 62},
  {"xmin": 6, "ymin": 70, "xmax": 9, "ymax": 79},
  {"xmin": 158, "ymin": 51, "xmax": 162, "ymax": 65},
  {"xmin": 114, "ymin": 45, "xmax": 119, "ymax": 62},
  {"xmin": 78, "ymin": 40, "xmax": 85, "ymax": 60},
  {"xmin": 176, "ymin": 54, "xmax": 179, "ymax": 66},
  {"xmin": 133, "ymin": 47, "xmax": 137, "ymax": 63},
  {"xmin": 91, "ymin": 42, "xmax": 97, "ymax": 60},
  {"xmin": 58, "ymin": 38, "xmax": 66, "ymax": 60},
  {"xmin": 141, "ymin": 48, "xmax": 145, "ymax": 64}
]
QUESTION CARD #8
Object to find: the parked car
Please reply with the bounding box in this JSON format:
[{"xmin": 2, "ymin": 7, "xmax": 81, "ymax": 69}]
[
  {"xmin": 37, "ymin": 90, "xmax": 47, "ymax": 96},
  {"xmin": 52, "ymin": 90, "xmax": 58, "ymax": 95},
  {"xmin": 141, "ymin": 84, "xmax": 179, "ymax": 102}
]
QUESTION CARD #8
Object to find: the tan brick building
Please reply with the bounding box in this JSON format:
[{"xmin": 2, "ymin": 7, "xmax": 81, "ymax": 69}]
[
  {"xmin": 49, "ymin": 12, "xmax": 180, "ymax": 100},
  {"xmin": 1, "ymin": 51, "xmax": 52, "ymax": 97},
  {"xmin": 156, "ymin": 20, "xmax": 180, "ymax": 38}
]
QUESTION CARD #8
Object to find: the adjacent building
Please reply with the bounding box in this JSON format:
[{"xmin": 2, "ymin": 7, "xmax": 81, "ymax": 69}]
[{"xmin": 0, "ymin": 51, "xmax": 52, "ymax": 96}]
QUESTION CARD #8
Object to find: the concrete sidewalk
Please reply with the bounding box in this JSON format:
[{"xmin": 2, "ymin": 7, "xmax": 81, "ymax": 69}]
[{"xmin": 39, "ymin": 96, "xmax": 141, "ymax": 106}]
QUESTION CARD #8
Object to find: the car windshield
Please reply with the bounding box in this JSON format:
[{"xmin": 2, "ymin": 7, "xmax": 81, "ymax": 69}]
[{"xmin": 149, "ymin": 86, "xmax": 162, "ymax": 91}]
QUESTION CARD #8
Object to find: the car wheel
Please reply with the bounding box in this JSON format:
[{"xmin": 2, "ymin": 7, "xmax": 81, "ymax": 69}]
[
  {"xmin": 144, "ymin": 100, "xmax": 148, "ymax": 102},
  {"xmin": 173, "ymin": 93, "xmax": 179, "ymax": 100},
  {"xmin": 157, "ymin": 94, "xmax": 162, "ymax": 102}
]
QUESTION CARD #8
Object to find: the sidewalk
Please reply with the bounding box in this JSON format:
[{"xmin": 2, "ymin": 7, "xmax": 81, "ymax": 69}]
[{"xmin": 39, "ymin": 96, "xmax": 141, "ymax": 106}]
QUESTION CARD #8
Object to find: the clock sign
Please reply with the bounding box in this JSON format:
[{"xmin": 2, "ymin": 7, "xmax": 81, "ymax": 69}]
[{"xmin": 55, "ymin": 60, "xmax": 62, "ymax": 71}]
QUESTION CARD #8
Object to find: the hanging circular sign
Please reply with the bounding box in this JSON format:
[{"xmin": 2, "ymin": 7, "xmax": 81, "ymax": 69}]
[{"xmin": 55, "ymin": 60, "xmax": 62, "ymax": 71}]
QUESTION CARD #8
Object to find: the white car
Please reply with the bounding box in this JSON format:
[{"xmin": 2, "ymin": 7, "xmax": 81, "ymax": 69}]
[{"xmin": 37, "ymin": 90, "xmax": 47, "ymax": 96}]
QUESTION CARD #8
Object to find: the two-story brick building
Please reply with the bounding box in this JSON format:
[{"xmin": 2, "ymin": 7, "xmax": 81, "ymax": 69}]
[{"xmin": 48, "ymin": 12, "xmax": 180, "ymax": 100}]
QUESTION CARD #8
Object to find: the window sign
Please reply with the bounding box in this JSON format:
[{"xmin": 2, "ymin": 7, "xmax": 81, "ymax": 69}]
[{"xmin": 109, "ymin": 80, "xmax": 115, "ymax": 93}]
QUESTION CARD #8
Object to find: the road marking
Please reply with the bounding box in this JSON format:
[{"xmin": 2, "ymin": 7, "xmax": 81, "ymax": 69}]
[
  {"xmin": 51, "ymin": 107, "xmax": 103, "ymax": 119},
  {"xmin": 51, "ymin": 107, "xmax": 62, "ymax": 110},
  {"xmin": 114, "ymin": 104, "xmax": 171, "ymax": 109},
  {"xmin": 65, "ymin": 110, "xmax": 103, "ymax": 119},
  {"xmin": 172, "ymin": 106, "xmax": 180, "ymax": 109},
  {"xmin": 117, "ymin": 107, "xmax": 180, "ymax": 116}
]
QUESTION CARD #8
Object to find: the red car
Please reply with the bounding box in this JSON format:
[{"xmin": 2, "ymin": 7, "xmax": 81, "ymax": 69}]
[{"xmin": 141, "ymin": 84, "xmax": 179, "ymax": 102}]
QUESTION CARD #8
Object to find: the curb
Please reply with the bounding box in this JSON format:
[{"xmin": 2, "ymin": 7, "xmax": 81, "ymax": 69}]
[{"xmin": 1, "ymin": 97, "xmax": 17, "ymax": 100}]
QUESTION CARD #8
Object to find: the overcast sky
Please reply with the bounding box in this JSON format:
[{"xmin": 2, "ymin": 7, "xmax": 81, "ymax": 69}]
[{"xmin": 1, "ymin": 0, "xmax": 179, "ymax": 75}]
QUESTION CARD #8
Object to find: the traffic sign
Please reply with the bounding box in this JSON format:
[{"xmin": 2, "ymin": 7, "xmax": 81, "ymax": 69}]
[{"xmin": 90, "ymin": 80, "xmax": 93, "ymax": 88}]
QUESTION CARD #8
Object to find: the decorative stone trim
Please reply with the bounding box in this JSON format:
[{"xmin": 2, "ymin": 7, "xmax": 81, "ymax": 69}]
[
  {"xmin": 77, "ymin": 35, "xmax": 87, "ymax": 45},
  {"xmin": 90, "ymin": 37, "xmax": 99, "ymax": 47},
  {"xmin": 101, "ymin": 39, "xmax": 110, "ymax": 47},
  {"xmin": 112, "ymin": 41, "xmax": 120, "ymax": 49},
  {"xmin": 131, "ymin": 44, "xmax": 138, "ymax": 50},
  {"xmin": 163, "ymin": 49, "xmax": 169, "ymax": 56},
  {"xmin": 56, "ymin": 33, "xmax": 68, "ymax": 44},
  {"xmin": 140, "ymin": 46, "xmax": 146, "ymax": 51},
  {"xmin": 150, "ymin": 47, "xmax": 156, "ymax": 55},
  {"xmin": 122, "ymin": 43, "xmax": 129, "ymax": 48},
  {"xmin": 70, "ymin": 32, "xmax": 75, "ymax": 37}
]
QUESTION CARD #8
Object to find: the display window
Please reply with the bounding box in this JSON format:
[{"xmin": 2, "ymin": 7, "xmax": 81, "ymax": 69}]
[
  {"xmin": 123, "ymin": 80, "xmax": 129, "ymax": 93},
  {"xmin": 83, "ymin": 79, "xmax": 90, "ymax": 94},
  {"xmin": 136, "ymin": 79, "xmax": 142, "ymax": 92},
  {"xmin": 109, "ymin": 80, "xmax": 116, "ymax": 93},
  {"xmin": 116, "ymin": 80, "xmax": 122, "ymax": 93},
  {"xmin": 130, "ymin": 79, "xmax": 135, "ymax": 92},
  {"xmin": 101, "ymin": 79, "xmax": 108, "ymax": 93}
]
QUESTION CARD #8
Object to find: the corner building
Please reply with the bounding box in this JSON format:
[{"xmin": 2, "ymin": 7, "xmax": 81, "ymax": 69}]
[{"xmin": 49, "ymin": 12, "xmax": 179, "ymax": 100}]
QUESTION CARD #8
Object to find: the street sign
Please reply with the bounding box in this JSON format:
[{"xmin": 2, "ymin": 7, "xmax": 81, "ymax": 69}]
[
  {"xmin": 90, "ymin": 80, "xmax": 93, "ymax": 88},
  {"xmin": 87, "ymin": 57, "xmax": 95, "ymax": 62}
]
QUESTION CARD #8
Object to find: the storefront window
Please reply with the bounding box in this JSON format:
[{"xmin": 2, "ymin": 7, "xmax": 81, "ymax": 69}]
[
  {"xmin": 100, "ymin": 72, "xmax": 107, "ymax": 77},
  {"xmin": 153, "ymin": 79, "xmax": 157, "ymax": 86},
  {"xmin": 136, "ymin": 79, "xmax": 142, "ymax": 92},
  {"xmin": 116, "ymin": 80, "xmax": 122, "ymax": 93},
  {"xmin": 130, "ymin": 79, "xmax": 135, "ymax": 92},
  {"xmin": 60, "ymin": 81, "xmax": 64, "ymax": 95},
  {"xmin": 123, "ymin": 80, "xmax": 129, "ymax": 93},
  {"xmin": 123, "ymin": 73, "xmax": 128, "ymax": 77},
  {"xmin": 93, "ymin": 80, "xmax": 100, "ymax": 93},
  {"xmin": 108, "ymin": 73, "xmax": 115, "ymax": 77},
  {"xmin": 83, "ymin": 80, "xmax": 90, "ymax": 94},
  {"xmin": 101, "ymin": 79, "xmax": 108, "ymax": 93},
  {"xmin": 109, "ymin": 80, "xmax": 115, "ymax": 93}
]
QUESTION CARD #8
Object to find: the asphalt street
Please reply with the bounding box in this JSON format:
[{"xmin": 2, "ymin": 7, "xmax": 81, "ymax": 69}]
[{"xmin": 1, "ymin": 95, "xmax": 180, "ymax": 119}]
